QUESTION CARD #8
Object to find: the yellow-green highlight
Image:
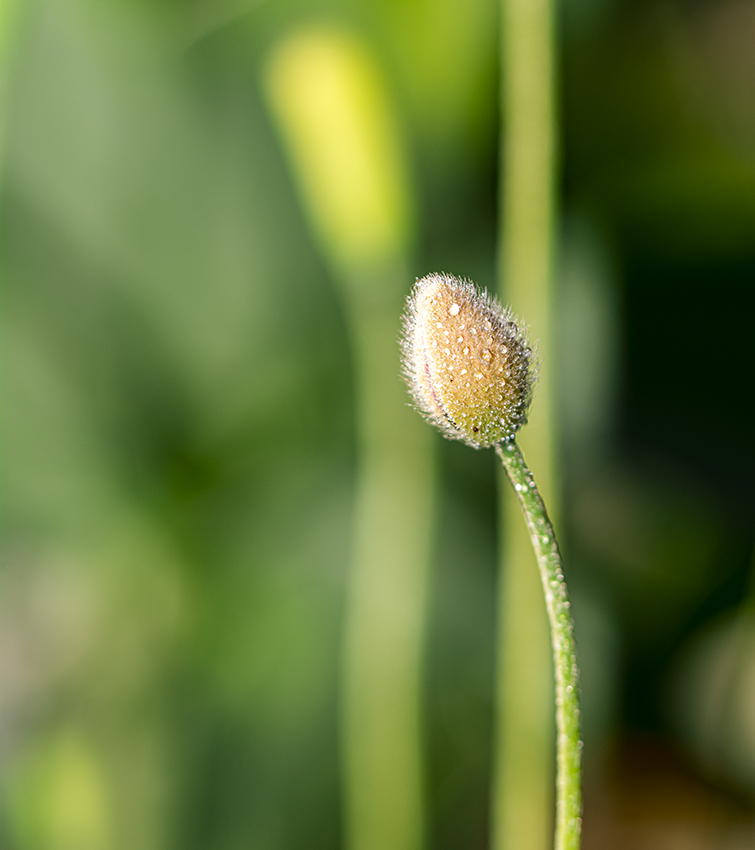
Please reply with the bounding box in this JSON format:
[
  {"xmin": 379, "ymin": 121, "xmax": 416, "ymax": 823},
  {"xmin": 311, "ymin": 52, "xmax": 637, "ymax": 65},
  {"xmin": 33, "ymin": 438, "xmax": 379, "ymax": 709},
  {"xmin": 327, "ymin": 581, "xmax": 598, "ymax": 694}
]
[
  {"xmin": 10, "ymin": 731, "xmax": 113, "ymax": 850},
  {"xmin": 494, "ymin": 0, "xmax": 562, "ymax": 847},
  {"xmin": 265, "ymin": 27, "xmax": 411, "ymax": 271},
  {"xmin": 264, "ymin": 28, "xmax": 434, "ymax": 850}
]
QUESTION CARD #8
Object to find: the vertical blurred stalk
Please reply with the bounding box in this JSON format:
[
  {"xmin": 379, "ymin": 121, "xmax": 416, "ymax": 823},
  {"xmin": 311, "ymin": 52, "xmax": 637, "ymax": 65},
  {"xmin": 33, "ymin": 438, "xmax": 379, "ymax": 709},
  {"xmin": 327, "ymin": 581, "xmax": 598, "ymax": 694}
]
[
  {"xmin": 265, "ymin": 29, "xmax": 433, "ymax": 850},
  {"xmin": 0, "ymin": 0, "xmax": 18, "ymax": 126},
  {"xmin": 493, "ymin": 0, "xmax": 559, "ymax": 848},
  {"xmin": 0, "ymin": 0, "xmax": 23, "ymax": 163}
]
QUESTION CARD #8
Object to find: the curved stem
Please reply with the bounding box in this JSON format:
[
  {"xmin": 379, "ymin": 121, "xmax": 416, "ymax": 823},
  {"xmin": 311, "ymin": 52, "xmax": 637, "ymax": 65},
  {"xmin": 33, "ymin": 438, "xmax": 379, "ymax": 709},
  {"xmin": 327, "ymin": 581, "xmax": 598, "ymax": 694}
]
[{"xmin": 495, "ymin": 440, "xmax": 582, "ymax": 850}]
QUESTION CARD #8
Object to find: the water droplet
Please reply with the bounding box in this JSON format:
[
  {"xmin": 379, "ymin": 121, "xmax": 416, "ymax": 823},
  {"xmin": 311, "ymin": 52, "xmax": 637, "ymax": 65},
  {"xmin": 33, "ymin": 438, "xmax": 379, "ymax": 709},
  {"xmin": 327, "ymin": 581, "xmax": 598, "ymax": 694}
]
[{"xmin": 449, "ymin": 302, "xmax": 460, "ymax": 315}]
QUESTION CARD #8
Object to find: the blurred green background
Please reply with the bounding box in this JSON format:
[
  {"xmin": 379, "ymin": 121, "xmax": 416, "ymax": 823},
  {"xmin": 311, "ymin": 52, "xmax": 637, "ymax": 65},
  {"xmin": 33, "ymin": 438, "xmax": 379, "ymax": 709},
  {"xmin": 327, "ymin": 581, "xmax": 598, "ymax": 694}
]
[{"xmin": 2, "ymin": 0, "xmax": 755, "ymax": 848}]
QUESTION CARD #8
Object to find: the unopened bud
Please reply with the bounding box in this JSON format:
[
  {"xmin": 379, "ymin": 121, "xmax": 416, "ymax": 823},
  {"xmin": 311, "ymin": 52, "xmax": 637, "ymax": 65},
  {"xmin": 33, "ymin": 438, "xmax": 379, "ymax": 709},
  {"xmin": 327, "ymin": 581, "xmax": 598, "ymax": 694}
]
[{"xmin": 401, "ymin": 272, "xmax": 536, "ymax": 448}]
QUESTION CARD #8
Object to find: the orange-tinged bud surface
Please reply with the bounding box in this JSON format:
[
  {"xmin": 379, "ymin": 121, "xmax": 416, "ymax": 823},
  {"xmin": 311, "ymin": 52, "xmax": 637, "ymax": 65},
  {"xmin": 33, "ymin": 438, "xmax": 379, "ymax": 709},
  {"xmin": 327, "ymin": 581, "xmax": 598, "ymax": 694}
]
[{"xmin": 402, "ymin": 273, "xmax": 536, "ymax": 448}]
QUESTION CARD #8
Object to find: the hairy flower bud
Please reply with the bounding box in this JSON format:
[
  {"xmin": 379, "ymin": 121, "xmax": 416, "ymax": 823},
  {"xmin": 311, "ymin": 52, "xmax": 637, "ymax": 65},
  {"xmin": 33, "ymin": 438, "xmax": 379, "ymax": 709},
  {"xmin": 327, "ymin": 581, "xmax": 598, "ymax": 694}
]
[{"xmin": 401, "ymin": 273, "xmax": 536, "ymax": 448}]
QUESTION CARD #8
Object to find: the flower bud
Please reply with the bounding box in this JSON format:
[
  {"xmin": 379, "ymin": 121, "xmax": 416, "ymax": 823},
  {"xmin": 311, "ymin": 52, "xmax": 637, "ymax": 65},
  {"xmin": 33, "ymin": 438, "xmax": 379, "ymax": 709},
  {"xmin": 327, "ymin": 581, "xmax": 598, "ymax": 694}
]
[{"xmin": 401, "ymin": 273, "xmax": 536, "ymax": 448}]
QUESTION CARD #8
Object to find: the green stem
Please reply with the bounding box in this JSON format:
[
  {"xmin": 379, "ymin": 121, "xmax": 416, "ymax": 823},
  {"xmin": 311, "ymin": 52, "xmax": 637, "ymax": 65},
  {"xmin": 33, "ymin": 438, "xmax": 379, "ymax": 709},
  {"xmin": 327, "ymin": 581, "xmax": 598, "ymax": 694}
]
[{"xmin": 495, "ymin": 440, "xmax": 582, "ymax": 850}]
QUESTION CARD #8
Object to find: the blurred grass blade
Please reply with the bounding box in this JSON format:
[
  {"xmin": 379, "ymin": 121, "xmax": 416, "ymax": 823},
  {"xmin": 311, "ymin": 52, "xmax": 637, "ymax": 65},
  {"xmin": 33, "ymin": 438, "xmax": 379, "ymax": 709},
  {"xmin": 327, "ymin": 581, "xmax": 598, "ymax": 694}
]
[
  {"xmin": 0, "ymin": 0, "xmax": 26, "ymax": 149},
  {"xmin": 494, "ymin": 0, "xmax": 561, "ymax": 847},
  {"xmin": 265, "ymin": 27, "xmax": 411, "ymax": 272},
  {"xmin": 264, "ymin": 27, "xmax": 434, "ymax": 850}
]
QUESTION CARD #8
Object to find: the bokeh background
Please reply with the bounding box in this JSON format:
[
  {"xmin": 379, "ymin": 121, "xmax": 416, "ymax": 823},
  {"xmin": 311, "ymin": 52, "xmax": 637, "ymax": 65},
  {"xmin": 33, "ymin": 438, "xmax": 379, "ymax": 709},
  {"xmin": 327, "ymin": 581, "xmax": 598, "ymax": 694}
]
[{"xmin": 2, "ymin": 0, "xmax": 755, "ymax": 848}]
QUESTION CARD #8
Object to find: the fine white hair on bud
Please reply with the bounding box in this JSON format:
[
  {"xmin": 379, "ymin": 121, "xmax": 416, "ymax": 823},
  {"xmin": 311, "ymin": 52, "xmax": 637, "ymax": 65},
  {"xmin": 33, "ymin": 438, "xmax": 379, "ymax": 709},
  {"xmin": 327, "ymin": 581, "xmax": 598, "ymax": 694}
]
[{"xmin": 401, "ymin": 272, "xmax": 537, "ymax": 449}]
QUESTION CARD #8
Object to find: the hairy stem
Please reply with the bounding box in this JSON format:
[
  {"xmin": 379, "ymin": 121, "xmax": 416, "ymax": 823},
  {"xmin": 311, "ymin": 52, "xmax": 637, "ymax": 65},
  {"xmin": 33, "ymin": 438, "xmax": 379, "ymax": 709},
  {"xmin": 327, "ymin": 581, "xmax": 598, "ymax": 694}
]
[{"xmin": 495, "ymin": 440, "xmax": 581, "ymax": 850}]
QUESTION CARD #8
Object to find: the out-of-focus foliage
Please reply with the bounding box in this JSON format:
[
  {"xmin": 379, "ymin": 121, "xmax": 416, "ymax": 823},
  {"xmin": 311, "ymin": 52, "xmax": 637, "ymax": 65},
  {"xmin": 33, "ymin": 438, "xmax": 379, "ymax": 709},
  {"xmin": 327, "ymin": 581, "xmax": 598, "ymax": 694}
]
[{"xmin": 1, "ymin": 0, "xmax": 754, "ymax": 848}]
